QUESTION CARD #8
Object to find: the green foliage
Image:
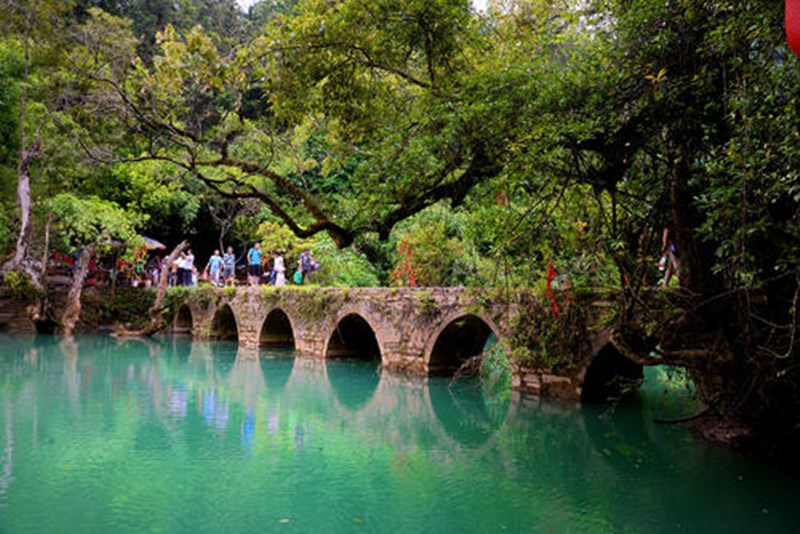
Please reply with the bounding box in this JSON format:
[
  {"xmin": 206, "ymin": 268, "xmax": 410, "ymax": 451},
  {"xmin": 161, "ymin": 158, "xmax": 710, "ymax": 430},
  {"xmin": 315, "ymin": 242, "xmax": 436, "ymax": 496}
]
[
  {"xmin": 311, "ymin": 237, "xmax": 382, "ymax": 288},
  {"xmin": 0, "ymin": 42, "xmax": 22, "ymax": 165},
  {"xmin": 79, "ymin": 288, "xmax": 156, "ymax": 329},
  {"xmin": 256, "ymin": 220, "xmax": 310, "ymax": 258},
  {"xmin": 390, "ymin": 203, "xmax": 489, "ymax": 287},
  {"xmin": 49, "ymin": 193, "xmax": 144, "ymax": 256},
  {"xmin": 3, "ymin": 271, "xmax": 39, "ymax": 299},
  {"xmin": 507, "ymin": 295, "xmax": 590, "ymax": 374}
]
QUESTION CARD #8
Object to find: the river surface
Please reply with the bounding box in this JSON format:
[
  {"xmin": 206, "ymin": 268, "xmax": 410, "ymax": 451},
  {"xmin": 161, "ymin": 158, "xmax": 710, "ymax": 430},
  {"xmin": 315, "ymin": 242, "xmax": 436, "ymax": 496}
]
[{"xmin": 0, "ymin": 335, "xmax": 798, "ymax": 533}]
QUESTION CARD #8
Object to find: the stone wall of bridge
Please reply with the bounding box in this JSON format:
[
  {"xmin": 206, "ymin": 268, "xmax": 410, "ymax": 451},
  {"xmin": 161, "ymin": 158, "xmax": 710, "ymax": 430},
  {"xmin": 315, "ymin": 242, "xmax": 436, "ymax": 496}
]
[{"xmin": 177, "ymin": 287, "xmax": 512, "ymax": 373}]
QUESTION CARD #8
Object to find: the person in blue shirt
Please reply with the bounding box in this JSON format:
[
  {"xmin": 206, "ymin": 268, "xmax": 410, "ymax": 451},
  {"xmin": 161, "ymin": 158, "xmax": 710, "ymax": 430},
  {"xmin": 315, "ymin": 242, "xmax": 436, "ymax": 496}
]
[
  {"xmin": 205, "ymin": 250, "xmax": 224, "ymax": 287},
  {"xmin": 222, "ymin": 246, "xmax": 236, "ymax": 285},
  {"xmin": 247, "ymin": 243, "xmax": 263, "ymax": 286}
]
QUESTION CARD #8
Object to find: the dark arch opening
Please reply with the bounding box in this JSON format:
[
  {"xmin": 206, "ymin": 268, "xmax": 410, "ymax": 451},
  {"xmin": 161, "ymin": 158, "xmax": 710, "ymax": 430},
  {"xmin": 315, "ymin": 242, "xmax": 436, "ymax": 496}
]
[
  {"xmin": 325, "ymin": 314, "xmax": 381, "ymax": 361},
  {"xmin": 259, "ymin": 309, "xmax": 295, "ymax": 349},
  {"xmin": 581, "ymin": 343, "xmax": 643, "ymax": 403},
  {"xmin": 210, "ymin": 304, "xmax": 238, "ymax": 342},
  {"xmin": 174, "ymin": 305, "xmax": 193, "ymax": 335},
  {"xmin": 428, "ymin": 315, "xmax": 494, "ymax": 376}
]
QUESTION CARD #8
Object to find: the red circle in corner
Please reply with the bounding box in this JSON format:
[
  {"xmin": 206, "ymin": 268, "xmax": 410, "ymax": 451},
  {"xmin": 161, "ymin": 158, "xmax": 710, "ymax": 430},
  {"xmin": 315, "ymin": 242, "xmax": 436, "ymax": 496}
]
[{"xmin": 787, "ymin": 0, "xmax": 800, "ymax": 56}]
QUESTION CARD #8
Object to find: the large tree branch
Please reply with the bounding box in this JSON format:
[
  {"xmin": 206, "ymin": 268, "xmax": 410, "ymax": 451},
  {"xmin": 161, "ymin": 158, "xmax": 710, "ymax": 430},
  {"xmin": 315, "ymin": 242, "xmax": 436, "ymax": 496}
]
[
  {"xmin": 196, "ymin": 170, "xmax": 354, "ymax": 247},
  {"xmin": 372, "ymin": 138, "xmax": 497, "ymax": 240}
]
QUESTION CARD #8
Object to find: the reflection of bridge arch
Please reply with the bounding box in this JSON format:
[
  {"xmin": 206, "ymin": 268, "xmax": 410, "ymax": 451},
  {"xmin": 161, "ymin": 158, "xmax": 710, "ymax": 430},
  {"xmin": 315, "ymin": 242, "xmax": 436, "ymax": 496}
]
[
  {"xmin": 211, "ymin": 303, "xmax": 238, "ymax": 341},
  {"xmin": 324, "ymin": 311, "xmax": 382, "ymax": 362},
  {"xmin": 282, "ymin": 356, "xmax": 510, "ymax": 453},
  {"xmin": 426, "ymin": 379, "xmax": 511, "ymax": 447},
  {"xmin": 174, "ymin": 305, "xmax": 193, "ymax": 334},
  {"xmin": 326, "ymin": 359, "xmax": 380, "ymax": 410},
  {"xmin": 259, "ymin": 308, "xmax": 295, "ymax": 349},
  {"xmin": 424, "ymin": 312, "xmax": 500, "ymax": 376}
]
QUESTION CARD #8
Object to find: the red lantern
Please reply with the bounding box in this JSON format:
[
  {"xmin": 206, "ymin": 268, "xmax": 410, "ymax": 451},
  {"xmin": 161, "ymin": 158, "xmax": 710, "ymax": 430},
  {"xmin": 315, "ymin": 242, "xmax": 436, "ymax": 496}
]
[{"xmin": 788, "ymin": 0, "xmax": 800, "ymax": 56}]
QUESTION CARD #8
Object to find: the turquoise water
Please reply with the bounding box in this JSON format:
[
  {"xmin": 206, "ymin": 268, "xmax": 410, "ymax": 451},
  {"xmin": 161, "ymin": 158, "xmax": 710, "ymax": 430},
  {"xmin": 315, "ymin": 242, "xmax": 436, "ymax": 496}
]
[{"xmin": 0, "ymin": 335, "xmax": 798, "ymax": 533}]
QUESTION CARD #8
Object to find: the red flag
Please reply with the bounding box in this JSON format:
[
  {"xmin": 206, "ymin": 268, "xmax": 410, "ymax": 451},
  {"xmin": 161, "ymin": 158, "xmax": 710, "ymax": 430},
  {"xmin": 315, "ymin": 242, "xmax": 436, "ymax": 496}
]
[{"xmin": 787, "ymin": 0, "xmax": 800, "ymax": 56}]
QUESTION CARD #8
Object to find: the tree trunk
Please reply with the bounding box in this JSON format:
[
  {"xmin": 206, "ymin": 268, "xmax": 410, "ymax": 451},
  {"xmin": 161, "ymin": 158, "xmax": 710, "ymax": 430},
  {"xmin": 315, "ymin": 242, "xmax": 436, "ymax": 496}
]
[
  {"xmin": 9, "ymin": 140, "xmax": 42, "ymax": 268},
  {"xmin": 32, "ymin": 214, "xmax": 53, "ymax": 324},
  {"xmin": 2, "ymin": 13, "xmax": 42, "ymax": 285},
  {"xmin": 61, "ymin": 242, "xmax": 95, "ymax": 338},
  {"xmin": 115, "ymin": 240, "xmax": 188, "ymax": 337},
  {"xmin": 669, "ymin": 149, "xmax": 723, "ymax": 299}
]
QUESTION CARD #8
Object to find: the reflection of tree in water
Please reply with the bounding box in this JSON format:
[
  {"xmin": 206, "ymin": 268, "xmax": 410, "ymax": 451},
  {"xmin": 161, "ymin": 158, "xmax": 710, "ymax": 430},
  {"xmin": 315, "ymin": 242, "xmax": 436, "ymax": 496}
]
[
  {"xmin": 0, "ymin": 402, "xmax": 14, "ymax": 505},
  {"xmin": 428, "ymin": 378, "xmax": 510, "ymax": 447},
  {"xmin": 228, "ymin": 350, "xmax": 267, "ymax": 452},
  {"xmin": 59, "ymin": 337, "xmax": 80, "ymax": 412}
]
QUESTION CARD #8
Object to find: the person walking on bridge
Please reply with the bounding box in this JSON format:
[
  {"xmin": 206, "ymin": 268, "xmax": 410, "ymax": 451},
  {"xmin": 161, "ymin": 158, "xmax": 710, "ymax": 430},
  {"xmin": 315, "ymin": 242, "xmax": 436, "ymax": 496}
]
[
  {"xmin": 205, "ymin": 250, "xmax": 224, "ymax": 287},
  {"xmin": 247, "ymin": 243, "xmax": 263, "ymax": 286},
  {"xmin": 223, "ymin": 246, "xmax": 236, "ymax": 286}
]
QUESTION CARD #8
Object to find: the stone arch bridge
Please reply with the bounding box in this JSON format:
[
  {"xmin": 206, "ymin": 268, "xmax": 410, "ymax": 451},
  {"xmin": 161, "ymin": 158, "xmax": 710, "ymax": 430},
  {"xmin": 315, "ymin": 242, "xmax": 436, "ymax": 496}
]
[{"xmin": 171, "ymin": 287, "xmax": 640, "ymax": 402}]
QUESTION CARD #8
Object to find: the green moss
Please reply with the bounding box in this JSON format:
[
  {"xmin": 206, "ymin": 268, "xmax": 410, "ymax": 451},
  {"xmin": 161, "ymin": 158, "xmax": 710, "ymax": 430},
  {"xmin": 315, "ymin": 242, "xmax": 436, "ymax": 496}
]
[
  {"xmin": 79, "ymin": 288, "xmax": 157, "ymax": 330},
  {"xmin": 193, "ymin": 286, "xmax": 217, "ymax": 309},
  {"xmin": 162, "ymin": 287, "xmax": 192, "ymax": 323},
  {"xmin": 290, "ymin": 289, "xmax": 345, "ymax": 322},
  {"xmin": 415, "ymin": 289, "xmax": 440, "ymax": 318}
]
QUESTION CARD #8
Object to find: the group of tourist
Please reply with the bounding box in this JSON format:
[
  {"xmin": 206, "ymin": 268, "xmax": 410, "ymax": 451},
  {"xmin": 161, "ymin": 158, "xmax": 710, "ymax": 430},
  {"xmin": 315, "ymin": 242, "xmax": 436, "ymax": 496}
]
[
  {"xmin": 166, "ymin": 243, "xmax": 320, "ymax": 288},
  {"xmin": 244, "ymin": 243, "xmax": 320, "ymax": 287}
]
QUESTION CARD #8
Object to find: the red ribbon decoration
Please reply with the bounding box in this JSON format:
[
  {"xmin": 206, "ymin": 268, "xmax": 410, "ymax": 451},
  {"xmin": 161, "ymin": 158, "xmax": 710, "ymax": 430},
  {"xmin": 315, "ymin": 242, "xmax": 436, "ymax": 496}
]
[
  {"xmin": 788, "ymin": 0, "xmax": 800, "ymax": 56},
  {"xmin": 546, "ymin": 261, "xmax": 573, "ymax": 318}
]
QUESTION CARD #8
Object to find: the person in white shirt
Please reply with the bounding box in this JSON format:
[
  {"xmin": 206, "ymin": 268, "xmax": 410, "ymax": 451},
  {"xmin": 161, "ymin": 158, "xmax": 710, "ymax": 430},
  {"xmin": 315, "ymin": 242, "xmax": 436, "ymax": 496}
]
[
  {"xmin": 274, "ymin": 251, "xmax": 286, "ymax": 286},
  {"xmin": 182, "ymin": 250, "xmax": 195, "ymax": 287}
]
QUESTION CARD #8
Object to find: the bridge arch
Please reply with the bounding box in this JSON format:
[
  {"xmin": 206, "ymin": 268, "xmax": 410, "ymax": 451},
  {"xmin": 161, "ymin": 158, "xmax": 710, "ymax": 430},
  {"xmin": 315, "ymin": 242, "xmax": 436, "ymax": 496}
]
[
  {"xmin": 259, "ymin": 308, "xmax": 295, "ymax": 349},
  {"xmin": 425, "ymin": 312, "xmax": 501, "ymax": 376},
  {"xmin": 324, "ymin": 312, "xmax": 382, "ymax": 361},
  {"xmin": 210, "ymin": 303, "xmax": 239, "ymax": 341},
  {"xmin": 174, "ymin": 304, "xmax": 193, "ymax": 335},
  {"xmin": 580, "ymin": 342, "xmax": 643, "ymax": 403}
]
